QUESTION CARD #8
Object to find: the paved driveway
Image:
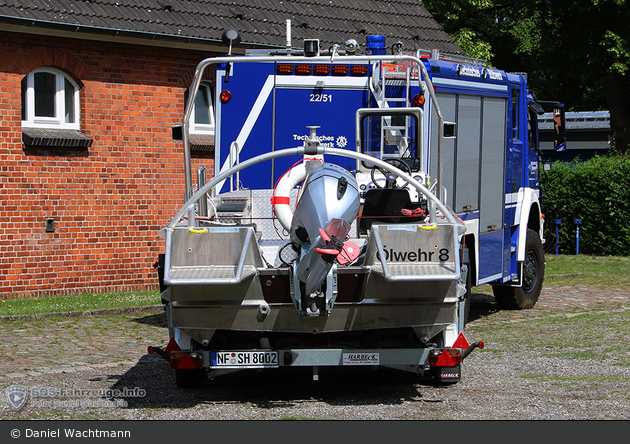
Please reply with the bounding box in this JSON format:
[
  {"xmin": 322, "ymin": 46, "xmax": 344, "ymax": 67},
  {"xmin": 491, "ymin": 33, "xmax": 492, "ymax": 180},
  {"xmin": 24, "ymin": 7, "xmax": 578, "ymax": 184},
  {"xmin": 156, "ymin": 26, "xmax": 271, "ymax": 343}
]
[{"xmin": 1, "ymin": 282, "xmax": 629, "ymax": 420}]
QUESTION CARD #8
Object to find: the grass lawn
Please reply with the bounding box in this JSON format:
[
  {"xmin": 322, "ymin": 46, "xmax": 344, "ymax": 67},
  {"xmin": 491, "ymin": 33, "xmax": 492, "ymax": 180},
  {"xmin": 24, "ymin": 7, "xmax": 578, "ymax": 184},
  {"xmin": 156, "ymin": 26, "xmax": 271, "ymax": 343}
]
[
  {"xmin": 544, "ymin": 254, "xmax": 630, "ymax": 288},
  {"xmin": 472, "ymin": 253, "xmax": 630, "ymax": 296},
  {"xmin": 0, "ymin": 289, "xmax": 161, "ymax": 317}
]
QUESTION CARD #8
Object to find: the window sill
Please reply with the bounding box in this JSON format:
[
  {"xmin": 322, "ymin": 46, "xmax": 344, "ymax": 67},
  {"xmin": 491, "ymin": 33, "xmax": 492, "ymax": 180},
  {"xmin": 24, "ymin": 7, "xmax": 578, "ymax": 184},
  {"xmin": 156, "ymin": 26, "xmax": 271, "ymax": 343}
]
[{"xmin": 22, "ymin": 128, "xmax": 93, "ymax": 148}]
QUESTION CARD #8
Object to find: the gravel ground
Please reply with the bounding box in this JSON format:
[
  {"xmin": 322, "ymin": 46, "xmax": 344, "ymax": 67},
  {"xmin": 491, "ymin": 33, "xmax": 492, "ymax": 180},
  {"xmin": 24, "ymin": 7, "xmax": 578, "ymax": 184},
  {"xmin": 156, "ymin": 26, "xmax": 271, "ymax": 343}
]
[{"xmin": 1, "ymin": 283, "xmax": 630, "ymax": 421}]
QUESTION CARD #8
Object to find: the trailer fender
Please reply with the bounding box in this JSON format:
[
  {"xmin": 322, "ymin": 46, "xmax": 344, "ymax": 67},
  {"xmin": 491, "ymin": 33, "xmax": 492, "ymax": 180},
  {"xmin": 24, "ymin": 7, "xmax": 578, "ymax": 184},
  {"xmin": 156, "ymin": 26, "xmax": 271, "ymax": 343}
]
[{"xmin": 514, "ymin": 188, "xmax": 541, "ymax": 262}]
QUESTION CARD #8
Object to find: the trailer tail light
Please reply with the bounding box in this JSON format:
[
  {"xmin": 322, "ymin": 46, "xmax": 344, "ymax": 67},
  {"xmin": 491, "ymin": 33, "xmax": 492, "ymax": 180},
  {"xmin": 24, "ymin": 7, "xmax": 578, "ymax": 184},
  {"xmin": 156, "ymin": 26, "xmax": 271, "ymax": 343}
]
[
  {"xmin": 350, "ymin": 65, "xmax": 368, "ymax": 76},
  {"xmin": 314, "ymin": 65, "xmax": 331, "ymax": 75},
  {"xmin": 428, "ymin": 348, "xmax": 463, "ymax": 367},
  {"xmin": 295, "ymin": 64, "xmax": 313, "ymax": 75},
  {"xmin": 277, "ymin": 64, "xmax": 294, "ymax": 75},
  {"xmin": 413, "ymin": 94, "xmax": 425, "ymax": 107},
  {"xmin": 170, "ymin": 351, "xmax": 203, "ymax": 370},
  {"xmin": 220, "ymin": 90, "xmax": 232, "ymax": 104},
  {"xmin": 332, "ymin": 65, "xmax": 350, "ymax": 76}
]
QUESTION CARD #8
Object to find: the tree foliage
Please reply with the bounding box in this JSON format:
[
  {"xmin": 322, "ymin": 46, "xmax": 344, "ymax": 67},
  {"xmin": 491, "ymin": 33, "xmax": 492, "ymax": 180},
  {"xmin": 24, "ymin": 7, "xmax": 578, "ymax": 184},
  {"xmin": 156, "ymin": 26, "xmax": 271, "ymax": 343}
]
[{"xmin": 422, "ymin": 0, "xmax": 630, "ymax": 152}]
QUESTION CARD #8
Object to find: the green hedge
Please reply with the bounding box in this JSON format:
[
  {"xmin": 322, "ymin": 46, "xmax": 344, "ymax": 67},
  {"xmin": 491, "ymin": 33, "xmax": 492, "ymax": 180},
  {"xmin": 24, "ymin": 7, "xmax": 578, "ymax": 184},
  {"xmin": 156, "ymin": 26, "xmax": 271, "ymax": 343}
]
[{"xmin": 540, "ymin": 155, "xmax": 630, "ymax": 256}]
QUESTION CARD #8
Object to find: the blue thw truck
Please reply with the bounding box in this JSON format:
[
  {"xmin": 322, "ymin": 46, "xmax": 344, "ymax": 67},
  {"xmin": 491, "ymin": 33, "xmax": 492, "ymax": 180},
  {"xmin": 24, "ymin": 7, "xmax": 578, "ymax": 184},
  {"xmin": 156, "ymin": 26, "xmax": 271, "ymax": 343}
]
[{"xmin": 152, "ymin": 30, "xmax": 560, "ymax": 388}]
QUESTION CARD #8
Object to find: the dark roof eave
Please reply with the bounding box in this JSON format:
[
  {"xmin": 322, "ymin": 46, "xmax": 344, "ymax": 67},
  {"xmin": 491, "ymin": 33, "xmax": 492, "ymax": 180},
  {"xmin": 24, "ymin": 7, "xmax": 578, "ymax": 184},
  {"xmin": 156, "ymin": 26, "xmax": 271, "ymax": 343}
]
[{"xmin": 0, "ymin": 15, "xmax": 286, "ymax": 50}]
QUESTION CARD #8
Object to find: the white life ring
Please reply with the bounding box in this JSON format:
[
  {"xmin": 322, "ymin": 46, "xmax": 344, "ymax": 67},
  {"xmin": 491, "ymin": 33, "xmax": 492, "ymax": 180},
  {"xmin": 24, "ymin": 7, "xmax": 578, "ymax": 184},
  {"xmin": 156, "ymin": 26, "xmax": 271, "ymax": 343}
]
[{"xmin": 272, "ymin": 163, "xmax": 308, "ymax": 231}]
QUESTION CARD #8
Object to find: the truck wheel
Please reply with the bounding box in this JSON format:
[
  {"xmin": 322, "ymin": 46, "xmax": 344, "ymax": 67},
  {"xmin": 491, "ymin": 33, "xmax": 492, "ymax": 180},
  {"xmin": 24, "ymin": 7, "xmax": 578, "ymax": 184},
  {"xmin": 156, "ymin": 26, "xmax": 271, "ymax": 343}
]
[
  {"xmin": 493, "ymin": 229, "xmax": 544, "ymax": 309},
  {"xmin": 175, "ymin": 369, "xmax": 205, "ymax": 388}
]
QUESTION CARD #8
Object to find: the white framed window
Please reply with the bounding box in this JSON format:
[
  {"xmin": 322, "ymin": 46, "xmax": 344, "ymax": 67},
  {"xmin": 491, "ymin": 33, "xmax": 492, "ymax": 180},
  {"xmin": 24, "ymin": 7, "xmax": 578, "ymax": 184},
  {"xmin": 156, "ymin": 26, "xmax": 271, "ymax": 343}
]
[
  {"xmin": 187, "ymin": 82, "xmax": 215, "ymax": 134},
  {"xmin": 21, "ymin": 67, "xmax": 80, "ymax": 130}
]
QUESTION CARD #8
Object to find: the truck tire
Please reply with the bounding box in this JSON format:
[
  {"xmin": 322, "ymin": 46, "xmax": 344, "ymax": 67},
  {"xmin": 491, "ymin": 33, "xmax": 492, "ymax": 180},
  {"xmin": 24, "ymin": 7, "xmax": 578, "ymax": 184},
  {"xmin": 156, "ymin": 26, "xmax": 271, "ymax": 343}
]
[
  {"xmin": 492, "ymin": 229, "xmax": 544, "ymax": 310},
  {"xmin": 175, "ymin": 369, "xmax": 205, "ymax": 388}
]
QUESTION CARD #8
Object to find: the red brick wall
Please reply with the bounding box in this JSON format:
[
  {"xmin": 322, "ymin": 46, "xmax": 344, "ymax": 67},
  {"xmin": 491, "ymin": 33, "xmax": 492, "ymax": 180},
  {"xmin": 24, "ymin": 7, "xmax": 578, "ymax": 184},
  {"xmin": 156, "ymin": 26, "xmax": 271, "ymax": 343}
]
[{"xmin": 0, "ymin": 31, "xmax": 216, "ymax": 298}]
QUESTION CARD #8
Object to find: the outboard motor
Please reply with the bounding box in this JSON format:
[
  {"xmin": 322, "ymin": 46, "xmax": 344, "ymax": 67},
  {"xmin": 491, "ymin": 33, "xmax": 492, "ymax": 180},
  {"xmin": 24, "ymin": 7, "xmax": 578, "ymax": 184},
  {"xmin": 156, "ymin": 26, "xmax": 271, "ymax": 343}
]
[{"xmin": 290, "ymin": 163, "xmax": 360, "ymax": 315}]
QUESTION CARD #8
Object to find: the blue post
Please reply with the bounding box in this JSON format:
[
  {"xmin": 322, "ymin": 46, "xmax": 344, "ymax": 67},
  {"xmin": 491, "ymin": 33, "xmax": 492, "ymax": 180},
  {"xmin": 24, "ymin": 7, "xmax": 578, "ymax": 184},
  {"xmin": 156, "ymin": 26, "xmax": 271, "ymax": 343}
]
[
  {"xmin": 554, "ymin": 219, "xmax": 562, "ymax": 255},
  {"xmin": 574, "ymin": 219, "xmax": 583, "ymax": 254}
]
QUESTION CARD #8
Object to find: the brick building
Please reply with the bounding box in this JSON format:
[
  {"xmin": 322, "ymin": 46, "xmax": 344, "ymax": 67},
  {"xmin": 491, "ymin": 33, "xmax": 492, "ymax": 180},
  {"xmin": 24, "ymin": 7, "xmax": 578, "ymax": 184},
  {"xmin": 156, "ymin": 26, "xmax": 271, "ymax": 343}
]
[{"xmin": 0, "ymin": 0, "xmax": 460, "ymax": 298}]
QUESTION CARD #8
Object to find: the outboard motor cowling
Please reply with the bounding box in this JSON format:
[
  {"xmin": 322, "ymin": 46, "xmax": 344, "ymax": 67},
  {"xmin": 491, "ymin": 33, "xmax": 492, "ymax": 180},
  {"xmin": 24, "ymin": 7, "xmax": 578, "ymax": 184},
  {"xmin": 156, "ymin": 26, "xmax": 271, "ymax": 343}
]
[
  {"xmin": 290, "ymin": 163, "xmax": 359, "ymax": 246},
  {"xmin": 290, "ymin": 163, "xmax": 360, "ymax": 301}
]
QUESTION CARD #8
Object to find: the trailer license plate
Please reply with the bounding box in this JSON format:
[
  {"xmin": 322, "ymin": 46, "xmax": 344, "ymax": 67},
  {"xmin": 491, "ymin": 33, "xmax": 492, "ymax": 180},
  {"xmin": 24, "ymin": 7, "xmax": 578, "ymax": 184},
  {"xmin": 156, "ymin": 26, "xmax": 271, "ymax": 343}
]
[{"xmin": 210, "ymin": 351, "xmax": 279, "ymax": 368}]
